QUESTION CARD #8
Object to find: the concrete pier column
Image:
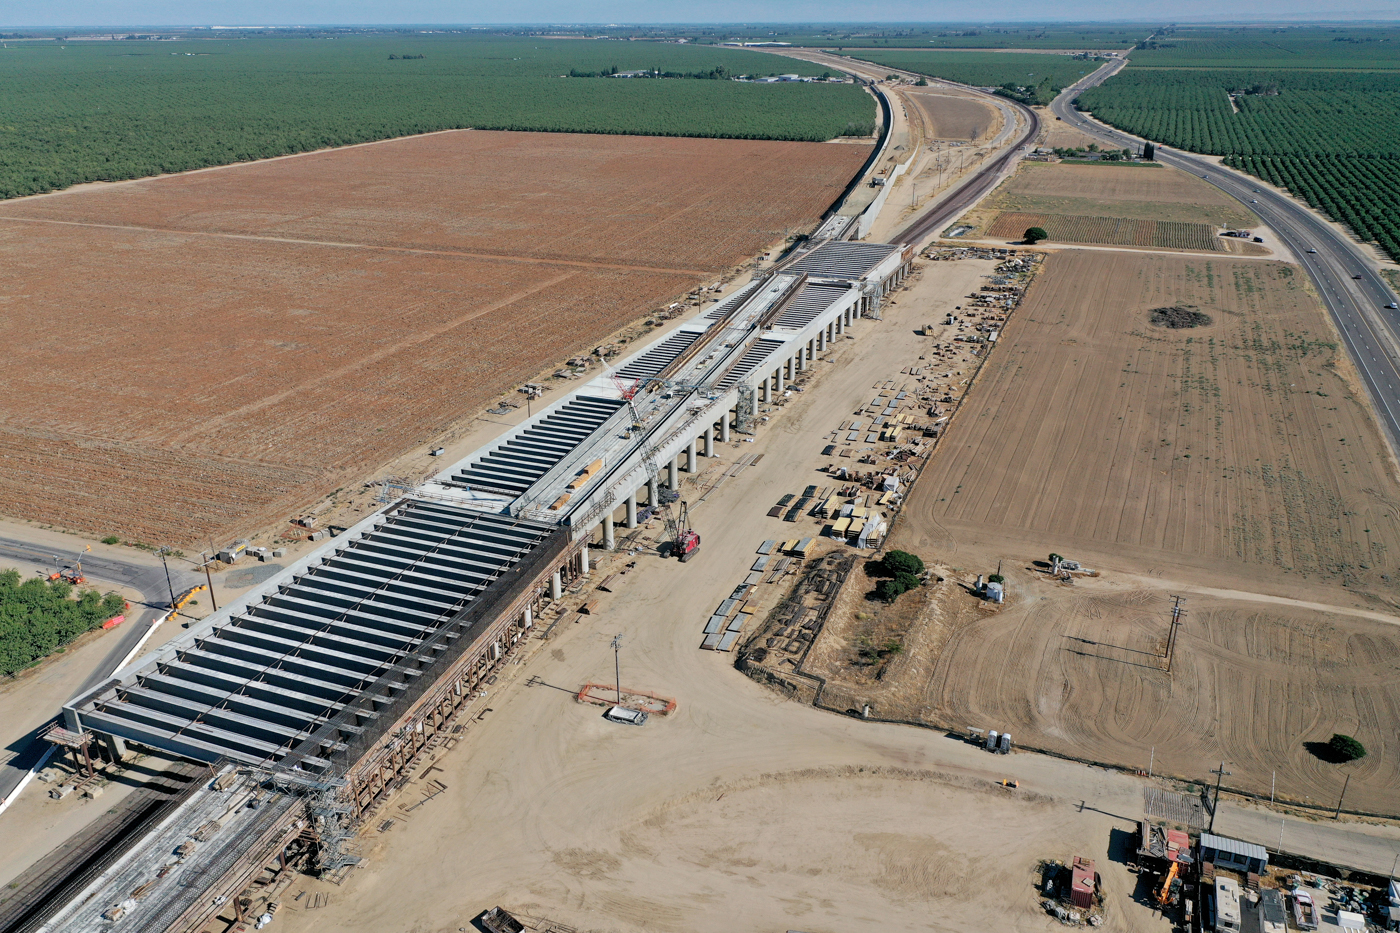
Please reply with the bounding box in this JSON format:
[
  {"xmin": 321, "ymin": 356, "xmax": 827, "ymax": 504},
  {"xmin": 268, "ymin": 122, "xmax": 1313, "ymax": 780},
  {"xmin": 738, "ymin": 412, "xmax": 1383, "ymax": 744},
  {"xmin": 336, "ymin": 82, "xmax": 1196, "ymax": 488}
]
[
  {"xmin": 647, "ymin": 475, "xmax": 659, "ymax": 505},
  {"xmin": 686, "ymin": 438, "xmax": 697, "ymax": 472},
  {"xmin": 101, "ymin": 733, "xmax": 128, "ymax": 764},
  {"xmin": 785, "ymin": 356, "xmax": 794, "ymax": 380},
  {"xmin": 704, "ymin": 425, "xmax": 714, "ymax": 457},
  {"xmin": 524, "ymin": 606, "xmax": 533, "ymax": 629},
  {"xmin": 602, "ymin": 515, "xmax": 615, "ymax": 550},
  {"xmin": 795, "ymin": 346, "xmax": 805, "ymax": 372},
  {"xmin": 817, "ymin": 328, "xmax": 826, "ymax": 352},
  {"xmin": 668, "ymin": 456, "xmax": 679, "ymax": 489},
  {"xmin": 580, "ymin": 544, "xmax": 590, "ymax": 574},
  {"xmin": 626, "ymin": 490, "xmax": 638, "ymax": 528},
  {"xmin": 837, "ymin": 312, "xmax": 846, "ymax": 333},
  {"xmin": 775, "ymin": 366, "xmax": 785, "ymax": 392},
  {"xmin": 720, "ymin": 413, "xmax": 731, "ymax": 443},
  {"xmin": 551, "ymin": 570, "xmax": 563, "ymax": 601},
  {"xmin": 762, "ymin": 378, "xmax": 772, "ymax": 403}
]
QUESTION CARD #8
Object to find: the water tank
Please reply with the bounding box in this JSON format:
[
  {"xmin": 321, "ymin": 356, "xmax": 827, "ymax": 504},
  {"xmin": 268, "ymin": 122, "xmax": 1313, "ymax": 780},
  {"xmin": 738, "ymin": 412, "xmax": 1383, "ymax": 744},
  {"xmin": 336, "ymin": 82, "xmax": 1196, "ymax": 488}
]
[{"xmin": 987, "ymin": 730, "xmax": 999, "ymax": 750}]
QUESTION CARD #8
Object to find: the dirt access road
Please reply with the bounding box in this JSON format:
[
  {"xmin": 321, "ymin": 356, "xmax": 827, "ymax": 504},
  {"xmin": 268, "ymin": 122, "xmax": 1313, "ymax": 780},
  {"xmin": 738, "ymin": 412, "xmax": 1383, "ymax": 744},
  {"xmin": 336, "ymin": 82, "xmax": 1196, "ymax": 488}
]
[{"xmin": 275, "ymin": 254, "xmax": 1183, "ymax": 933}]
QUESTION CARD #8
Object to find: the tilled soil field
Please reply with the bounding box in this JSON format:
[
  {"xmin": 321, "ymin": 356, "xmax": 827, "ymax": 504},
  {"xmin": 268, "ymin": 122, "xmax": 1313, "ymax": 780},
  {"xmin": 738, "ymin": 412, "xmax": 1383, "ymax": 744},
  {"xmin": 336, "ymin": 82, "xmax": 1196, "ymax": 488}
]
[
  {"xmin": 852, "ymin": 247, "xmax": 1400, "ymax": 813},
  {"xmin": 0, "ymin": 131, "xmax": 869, "ymax": 545},
  {"xmin": 984, "ymin": 160, "xmax": 1258, "ymax": 228},
  {"xmin": 988, "ymin": 210, "xmax": 1223, "ymax": 250},
  {"xmin": 903, "ymin": 249, "xmax": 1400, "ymax": 595},
  {"xmin": 905, "ymin": 89, "xmax": 997, "ymax": 141}
]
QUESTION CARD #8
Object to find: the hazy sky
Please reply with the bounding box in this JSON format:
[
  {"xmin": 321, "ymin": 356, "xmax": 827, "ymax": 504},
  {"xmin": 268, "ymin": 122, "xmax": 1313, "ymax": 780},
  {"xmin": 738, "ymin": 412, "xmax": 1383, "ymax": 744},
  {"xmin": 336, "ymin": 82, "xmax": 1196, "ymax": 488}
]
[{"xmin": 6, "ymin": 0, "xmax": 1399, "ymax": 28}]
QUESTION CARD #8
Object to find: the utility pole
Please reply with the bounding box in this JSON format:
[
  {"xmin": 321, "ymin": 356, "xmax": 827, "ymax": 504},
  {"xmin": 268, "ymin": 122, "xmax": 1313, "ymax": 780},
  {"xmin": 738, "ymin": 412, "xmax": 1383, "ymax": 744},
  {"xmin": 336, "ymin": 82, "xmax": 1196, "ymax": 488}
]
[
  {"xmin": 157, "ymin": 546, "xmax": 177, "ymax": 608},
  {"xmin": 199, "ymin": 552, "xmax": 218, "ymax": 612},
  {"xmin": 1334, "ymin": 773, "xmax": 1351, "ymax": 820},
  {"xmin": 1164, "ymin": 595, "xmax": 1186, "ymax": 672},
  {"xmin": 1208, "ymin": 761, "xmax": 1231, "ymax": 833},
  {"xmin": 611, "ymin": 633, "xmax": 623, "ymax": 705}
]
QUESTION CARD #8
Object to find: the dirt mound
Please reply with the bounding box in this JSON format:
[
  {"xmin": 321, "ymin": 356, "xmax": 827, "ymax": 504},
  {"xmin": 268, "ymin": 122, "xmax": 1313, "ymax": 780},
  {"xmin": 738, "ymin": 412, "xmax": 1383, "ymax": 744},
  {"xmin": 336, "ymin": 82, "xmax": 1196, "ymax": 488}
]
[{"xmin": 1150, "ymin": 305, "xmax": 1213, "ymax": 328}]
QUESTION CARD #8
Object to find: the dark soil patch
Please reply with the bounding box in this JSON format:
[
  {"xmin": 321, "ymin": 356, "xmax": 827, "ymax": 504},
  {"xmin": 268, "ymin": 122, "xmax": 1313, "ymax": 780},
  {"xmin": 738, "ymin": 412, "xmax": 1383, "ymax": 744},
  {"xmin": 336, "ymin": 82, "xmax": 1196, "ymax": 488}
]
[{"xmin": 1150, "ymin": 305, "xmax": 1213, "ymax": 329}]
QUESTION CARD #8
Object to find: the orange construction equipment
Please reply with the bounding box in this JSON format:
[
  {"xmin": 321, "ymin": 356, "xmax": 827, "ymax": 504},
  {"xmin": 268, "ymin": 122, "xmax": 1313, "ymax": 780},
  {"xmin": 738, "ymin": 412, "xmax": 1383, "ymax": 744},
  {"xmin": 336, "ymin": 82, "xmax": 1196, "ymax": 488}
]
[{"xmin": 1156, "ymin": 861, "xmax": 1181, "ymax": 905}]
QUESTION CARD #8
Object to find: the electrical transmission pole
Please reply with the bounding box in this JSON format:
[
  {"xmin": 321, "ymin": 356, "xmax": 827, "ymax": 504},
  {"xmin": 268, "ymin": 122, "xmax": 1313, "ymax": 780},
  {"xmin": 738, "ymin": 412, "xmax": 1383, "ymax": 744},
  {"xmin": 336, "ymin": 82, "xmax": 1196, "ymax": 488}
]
[
  {"xmin": 611, "ymin": 633, "xmax": 623, "ymax": 705},
  {"xmin": 1208, "ymin": 761, "xmax": 1231, "ymax": 833},
  {"xmin": 1164, "ymin": 595, "xmax": 1186, "ymax": 672}
]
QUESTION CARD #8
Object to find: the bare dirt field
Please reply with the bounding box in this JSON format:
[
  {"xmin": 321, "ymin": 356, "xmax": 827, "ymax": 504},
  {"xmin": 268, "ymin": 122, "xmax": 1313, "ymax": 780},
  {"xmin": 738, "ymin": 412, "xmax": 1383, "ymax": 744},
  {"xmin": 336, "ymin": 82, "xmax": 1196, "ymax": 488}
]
[
  {"xmin": 807, "ymin": 566, "xmax": 1400, "ymax": 814},
  {"xmin": 264, "ymin": 257, "xmax": 1181, "ymax": 933},
  {"xmin": 0, "ymin": 131, "xmax": 869, "ymax": 546},
  {"xmin": 906, "ymin": 249, "xmax": 1400, "ymax": 595},
  {"xmin": 823, "ymin": 247, "xmax": 1400, "ymax": 813},
  {"xmin": 989, "ymin": 211, "xmax": 1223, "ymax": 251},
  {"xmin": 968, "ymin": 161, "xmax": 1260, "ymax": 249},
  {"xmin": 1042, "ymin": 119, "xmax": 1101, "ymax": 151},
  {"xmin": 905, "ymin": 88, "xmax": 997, "ymax": 141}
]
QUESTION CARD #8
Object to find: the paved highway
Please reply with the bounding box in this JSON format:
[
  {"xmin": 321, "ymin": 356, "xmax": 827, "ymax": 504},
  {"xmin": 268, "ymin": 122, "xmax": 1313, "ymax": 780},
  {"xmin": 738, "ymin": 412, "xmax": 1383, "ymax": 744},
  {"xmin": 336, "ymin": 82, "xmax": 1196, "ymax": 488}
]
[
  {"xmin": 0, "ymin": 537, "xmax": 201, "ymax": 804},
  {"xmin": 1051, "ymin": 62, "xmax": 1400, "ymax": 453}
]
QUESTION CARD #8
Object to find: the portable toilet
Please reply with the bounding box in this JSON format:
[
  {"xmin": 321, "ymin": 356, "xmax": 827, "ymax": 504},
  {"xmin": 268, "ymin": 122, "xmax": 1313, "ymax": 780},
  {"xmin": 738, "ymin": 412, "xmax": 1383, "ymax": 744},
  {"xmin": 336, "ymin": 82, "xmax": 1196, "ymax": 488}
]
[
  {"xmin": 999, "ymin": 732, "xmax": 1012, "ymax": 754},
  {"xmin": 987, "ymin": 730, "xmax": 999, "ymax": 751}
]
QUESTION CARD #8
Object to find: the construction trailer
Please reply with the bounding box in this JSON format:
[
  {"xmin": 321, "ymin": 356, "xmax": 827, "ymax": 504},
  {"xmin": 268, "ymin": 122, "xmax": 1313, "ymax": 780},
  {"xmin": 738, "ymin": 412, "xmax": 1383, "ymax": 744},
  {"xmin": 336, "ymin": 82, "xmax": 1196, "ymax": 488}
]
[
  {"xmin": 1199, "ymin": 833, "xmax": 1268, "ymax": 875},
  {"xmin": 1070, "ymin": 856, "xmax": 1097, "ymax": 910}
]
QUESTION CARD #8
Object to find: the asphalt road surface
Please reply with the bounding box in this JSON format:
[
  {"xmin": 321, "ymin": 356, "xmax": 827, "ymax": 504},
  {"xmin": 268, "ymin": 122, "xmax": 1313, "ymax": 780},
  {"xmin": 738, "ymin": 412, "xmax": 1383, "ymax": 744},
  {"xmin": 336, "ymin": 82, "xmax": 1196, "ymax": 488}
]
[
  {"xmin": 0, "ymin": 537, "xmax": 201, "ymax": 802},
  {"xmin": 1050, "ymin": 62, "xmax": 1400, "ymax": 454}
]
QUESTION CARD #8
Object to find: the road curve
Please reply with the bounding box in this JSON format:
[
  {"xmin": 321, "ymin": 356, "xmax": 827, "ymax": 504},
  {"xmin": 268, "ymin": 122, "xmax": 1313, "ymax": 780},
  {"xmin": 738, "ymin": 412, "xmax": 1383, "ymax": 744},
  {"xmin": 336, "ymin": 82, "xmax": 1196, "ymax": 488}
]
[
  {"xmin": 0, "ymin": 538, "xmax": 201, "ymax": 804},
  {"xmin": 1051, "ymin": 63, "xmax": 1400, "ymax": 454},
  {"xmin": 891, "ymin": 100, "xmax": 1039, "ymax": 246}
]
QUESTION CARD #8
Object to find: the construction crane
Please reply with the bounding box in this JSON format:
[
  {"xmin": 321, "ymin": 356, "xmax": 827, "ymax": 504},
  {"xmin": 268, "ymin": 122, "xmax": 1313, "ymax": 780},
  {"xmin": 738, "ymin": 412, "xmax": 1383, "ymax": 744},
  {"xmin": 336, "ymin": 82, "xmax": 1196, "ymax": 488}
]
[{"xmin": 658, "ymin": 499, "xmax": 700, "ymax": 562}]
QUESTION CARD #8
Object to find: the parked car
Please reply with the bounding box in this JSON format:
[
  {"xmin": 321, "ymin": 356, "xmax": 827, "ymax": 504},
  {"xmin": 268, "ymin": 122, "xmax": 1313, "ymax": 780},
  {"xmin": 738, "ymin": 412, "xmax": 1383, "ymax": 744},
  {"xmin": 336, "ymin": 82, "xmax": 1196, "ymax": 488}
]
[{"xmin": 604, "ymin": 706, "xmax": 648, "ymax": 726}]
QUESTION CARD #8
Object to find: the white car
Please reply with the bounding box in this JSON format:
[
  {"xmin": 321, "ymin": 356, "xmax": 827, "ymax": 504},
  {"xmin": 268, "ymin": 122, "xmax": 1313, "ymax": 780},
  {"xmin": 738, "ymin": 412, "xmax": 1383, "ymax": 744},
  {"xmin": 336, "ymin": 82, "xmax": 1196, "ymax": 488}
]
[
  {"xmin": 1250, "ymin": 199, "xmax": 1258, "ymax": 204},
  {"xmin": 604, "ymin": 706, "xmax": 648, "ymax": 726},
  {"xmin": 1387, "ymin": 302, "xmax": 1399, "ymax": 310}
]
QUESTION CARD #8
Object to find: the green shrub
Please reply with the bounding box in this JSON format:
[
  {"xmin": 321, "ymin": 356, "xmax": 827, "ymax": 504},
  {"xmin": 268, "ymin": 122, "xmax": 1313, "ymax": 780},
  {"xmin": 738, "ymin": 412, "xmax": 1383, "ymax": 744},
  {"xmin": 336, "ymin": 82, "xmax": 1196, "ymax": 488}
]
[
  {"xmin": 987, "ymin": 573, "xmax": 1005, "ymax": 584},
  {"xmin": 1328, "ymin": 734, "xmax": 1366, "ymax": 762},
  {"xmin": 101, "ymin": 535, "xmax": 120, "ymax": 545},
  {"xmin": 0, "ymin": 569, "xmax": 126, "ymax": 676},
  {"xmin": 874, "ymin": 578, "xmax": 906, "ymax": 602},
  {"xmin": 880, "ymin": 550, "xmax": 925, "ymax": 577}
]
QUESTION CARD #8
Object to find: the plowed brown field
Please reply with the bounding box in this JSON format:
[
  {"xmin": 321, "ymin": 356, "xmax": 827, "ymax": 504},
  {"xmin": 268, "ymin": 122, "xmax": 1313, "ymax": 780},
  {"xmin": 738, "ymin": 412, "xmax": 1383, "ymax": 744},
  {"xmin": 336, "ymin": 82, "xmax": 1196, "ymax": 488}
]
[
  {"xmin": 988, "ymin": 210, "xmax": 1222, "ymax": 250},
  {"xmin": 906, "ymin": 249, "xmax": 1400, "ymax": 591},
  {"xmin": 906, "ymin": 89, "xmax": 996, "ymax": 141},
  {"xmin": 0, "ymin": 131, "xmax": 869, "ymax": 545},
  {"xmin": 985, "ymin": 160, "xmax": 1258, "ymax": 228},
  {"xmin": 843, "ymin": 248, "xmax": 1400, "ymax": 813}
]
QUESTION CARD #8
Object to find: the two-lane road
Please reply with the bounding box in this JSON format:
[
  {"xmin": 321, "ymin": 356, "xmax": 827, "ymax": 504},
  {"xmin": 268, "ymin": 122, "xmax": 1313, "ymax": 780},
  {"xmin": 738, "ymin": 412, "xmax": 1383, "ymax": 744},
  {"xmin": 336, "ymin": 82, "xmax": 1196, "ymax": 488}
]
[
  {"xmin": 1051, "ymin": 65, "xmax": 1400, "ymax": 453},
  {"xmin": 0, "ymin": 537, "xmax": 201, "ymax": 805}
]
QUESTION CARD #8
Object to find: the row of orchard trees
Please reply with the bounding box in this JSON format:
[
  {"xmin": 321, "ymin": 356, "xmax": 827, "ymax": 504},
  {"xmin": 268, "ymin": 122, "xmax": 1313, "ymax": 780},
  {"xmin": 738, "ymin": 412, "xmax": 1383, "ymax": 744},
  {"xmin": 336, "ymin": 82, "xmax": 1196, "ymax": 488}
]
[{"xmin": 1079, "ymin": 68, "xmax": 1400, "ymax": 262}]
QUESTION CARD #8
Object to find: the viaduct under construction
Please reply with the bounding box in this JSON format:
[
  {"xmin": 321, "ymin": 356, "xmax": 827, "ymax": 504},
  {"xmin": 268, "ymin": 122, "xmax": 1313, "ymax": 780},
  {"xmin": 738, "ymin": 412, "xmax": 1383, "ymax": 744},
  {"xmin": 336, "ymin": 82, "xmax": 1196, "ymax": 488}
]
[{"xmin": 0, "ymin": 237, "xmax": 910, "ymax": 933}]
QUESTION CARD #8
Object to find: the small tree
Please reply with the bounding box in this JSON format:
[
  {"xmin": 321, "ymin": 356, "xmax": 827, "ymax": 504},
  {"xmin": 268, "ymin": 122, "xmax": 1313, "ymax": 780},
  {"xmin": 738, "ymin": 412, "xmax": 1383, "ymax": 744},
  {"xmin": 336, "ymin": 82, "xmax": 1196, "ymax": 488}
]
[
  {"xmin": 875, "ymin": 578, "xmax": 906, "ymax": 602},
  {"xmin": 1328, "ymin": 734, "xmax": 1366, "ymax": 762},
  {"xmin": 915, "ymin": 77, "xmax": 928, "ymax": 86},
  {"xmin": 987, "ymin": 573, "xmax": 1005, "ymax": 585},
  {"xmin": 1143, "ymin": 142, "xmax": 1156, "ymax": 161},
  {"xmin": 1024, "ymin": 226, "xmax": 1049, "ymax": 244},
  {"xmin": 880, "ymin": 550, "xmax": 925, "ymax": 577},
  {"xmin": 894, "ymin": 571, "xmax": 921, "ymax": 593}
]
